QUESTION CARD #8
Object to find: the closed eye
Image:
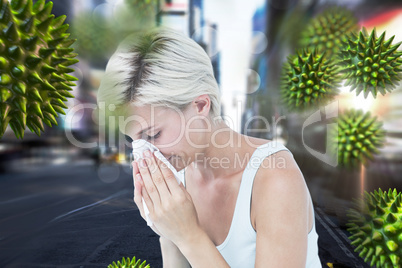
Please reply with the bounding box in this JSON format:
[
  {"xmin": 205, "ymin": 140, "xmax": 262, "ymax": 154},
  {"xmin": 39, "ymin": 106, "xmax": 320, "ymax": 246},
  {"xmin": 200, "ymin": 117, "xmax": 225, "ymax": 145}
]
[{"xmin": 146, "ymin": 131, "xmax": 161, "ymax": 141}]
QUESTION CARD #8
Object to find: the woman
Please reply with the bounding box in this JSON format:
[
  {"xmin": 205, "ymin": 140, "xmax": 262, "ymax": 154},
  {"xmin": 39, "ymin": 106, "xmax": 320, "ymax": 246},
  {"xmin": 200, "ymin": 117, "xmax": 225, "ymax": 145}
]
[{"xmin": 98, "ymin": 27, "xmax": 321, "ymax": 267}]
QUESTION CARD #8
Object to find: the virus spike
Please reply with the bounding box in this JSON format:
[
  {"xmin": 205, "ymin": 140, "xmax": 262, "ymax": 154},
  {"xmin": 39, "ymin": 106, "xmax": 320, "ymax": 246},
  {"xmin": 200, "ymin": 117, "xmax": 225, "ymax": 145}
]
[
  {"xmin": 372, "ymin": 231, "xmax": 383, "ymax": 241},
  {"xmin": 43, "ymin": 111, "xmax": 57, "ymax": 125},
  {"xmin": 20, "ymin": 16, "xmax": 34, "ymax": 33},
  {"xmin": 50, "ymin": 24, "xmax": 69, "ymax": 38},
  {"xmin": 12, "ymin": 82, "xmax": 26, "ymax": 94},
  {"xmin": 27, "ymin": 72, "xmax": 43, "ymax": 84},
  {"xmin": 383, "ymin": 35, "xmax": 395, "ymax": 48},
  {"xmin": 29, "ymin": 88, "xmax": 43, "ymax": 102},
  {"xmin": 3, "ymin": 21, "xmax": 19, "ymax": 42},
  {"xmin": 52, "ymin": 105, "xmax": 66, "ymax": 115},
  {"xmin": 50, "ymin": 73, "xmax": 65, "ymax": 83},
  {"xmin": 30, "ymin": 101, "xmax": 43, "ymax": 118},
  {"xmin": 36, "ymin": 15, "xmax": 54, "ymax": 33},
  {"xmin": 51, "ymin": 15, "xmax": 66, "ymax": 28},
  {"xmin": 39, "ymin": 47, "xmax": 56, "ymax": 58},
  {"xmin": 13, "ymin": 112, "xmax": 27, "ymax": 129},
  {"xmin": 22, "ymin": 35, "xmax": 38, "ymax": 51},
  {"xmin": 25, "ymin": 55, "xmax": 42, "ymax": 68},
  {"xmin": 34, "ymin": 0, "xmax": 53, "ymax": 21},
  {"xmin": 0, "ymin": 103, "xmax": 11, "ymax": 121},
  {"xmin": 9, "ymin": 120, "xmax": 24, "ymax": 139},
  {"xmin": 390, "ymin": 201, "xmax": 398, "ymax": 213},
  {"xmin": 14, "ymin": 96, "xmax": 27, "ymax": 113},
  {"xmin": 51, "ymin": 98, "xmax": 68, "ymax": 109},
  {"xmin": 14, "ymin": 0, "xmax": 32, "ymax": 20}
]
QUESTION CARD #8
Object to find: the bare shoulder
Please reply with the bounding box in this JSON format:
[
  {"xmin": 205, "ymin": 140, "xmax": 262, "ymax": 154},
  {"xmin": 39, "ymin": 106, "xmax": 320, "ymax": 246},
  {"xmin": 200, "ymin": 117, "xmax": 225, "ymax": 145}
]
[
  {"xmin": 241, "ymin": 136, "xmax": 307, "ymax": 190},
  {"xmin": 251, "ymin": 148, "xmax": 310, "ymax": 229},
  {"xmin": 249, "ymin": 145, "xmax": 312, "ymax": 266},
  {"xmin": 256, "ymin": 148, "xmax": 306, "ymax": 192}
]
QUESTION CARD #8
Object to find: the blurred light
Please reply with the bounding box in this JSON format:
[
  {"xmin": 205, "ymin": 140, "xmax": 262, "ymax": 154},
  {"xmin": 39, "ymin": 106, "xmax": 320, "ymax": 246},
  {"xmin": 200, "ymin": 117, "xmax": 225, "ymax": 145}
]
[
  {"xmin": 339, "ymin": 82, "xmax": 374, "ymax": 113},
  {"xmin": 361, "ymin": 8, "xmax": 402, "ymax": 40},
  {"xmin": 255, "ymin": 0, "xmax": 265, "ymax": 7},
  {"xmin": 191, "ymin": 26, "xmax": 220, "ymax": 58},
  {"xmin": 118, "ymin": 153, "xmax": 127, "ymax": 163},
  {"xmin": 98, "ymin": 163, "xmax": 120, "ymax": 183},
  {"xmin": 360, "ymin": 164, "xmax": 366, "ymax": 199},
  {"xmin": 353, "ymin": 92, "xmax": 374, "ymax": 113},
  {"xmin": 113, "ymin": 0, "xmax": 130, "ymax": 30},
  {"xmin": 64, "ymin": 102, "xmax": 85, "ymax": 130},
  {"xmin": 92, "ymin": 3, "xmax": 114, "ymax": 29},
  {"xmin": 53, "ymin": 157, "xmax": 69, "ymax": 165},
  {"xmin": 339, "ymin": 83, "xmax": 351, "ymax": 94},
  {"xmin": 246, "ymin": 69, "xmax": 261, "ymax": 94},
  {"xmin": 72, "ymin": 66, "xmax": 84, "ymax": 88},
  {"xmin": 251, "ymin": 31, "xmax": 268, "ymax": 54}
]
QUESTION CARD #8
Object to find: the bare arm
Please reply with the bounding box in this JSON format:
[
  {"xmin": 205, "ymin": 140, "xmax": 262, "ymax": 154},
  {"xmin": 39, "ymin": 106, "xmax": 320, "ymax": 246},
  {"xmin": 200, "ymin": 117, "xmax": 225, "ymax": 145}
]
[
  {"xmin": 160, "ymin": 237, "xmax": 191, "ymax": 268},
  {"xmin": 254, "ymin": 151, "xmax": 310, "ymax": 268},
  {"xmin": 175, "ymin": 228, "xmax": 230, "ymax": 268}
]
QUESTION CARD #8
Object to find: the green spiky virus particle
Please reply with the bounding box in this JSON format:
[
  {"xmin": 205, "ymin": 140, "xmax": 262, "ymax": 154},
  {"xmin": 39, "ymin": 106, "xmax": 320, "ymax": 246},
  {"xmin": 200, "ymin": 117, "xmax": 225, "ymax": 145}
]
[
  {"xmin": 299, "ymin": 6, "xmax": 358, "ymax": 59},
  {"xmin": 339, "ymin": 27, "xmax": 402, "ymax": 98},
  {"xmin": 335, "ymin": 109, "xmax": 385, "ymax": 168},
  {"xmin": 108, "ymin": 256, "xmax": 150, "ymax": 268},
  {"xmin": 347, "ymin": 188, "xmax": 402, "ymax": 267},
  {"xmin": 0, "ymin": 0, "xmax": 78, "ymax": 139},
  {"xmin": 281, "ymin": 49, "xmax": 341, "ymax": 110}
]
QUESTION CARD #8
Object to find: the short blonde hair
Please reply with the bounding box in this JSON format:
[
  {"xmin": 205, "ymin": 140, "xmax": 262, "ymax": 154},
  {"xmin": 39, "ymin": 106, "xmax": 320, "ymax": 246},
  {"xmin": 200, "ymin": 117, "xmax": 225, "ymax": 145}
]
[{"xmin": 97, "ymin": 27, "xmax": 222, "ymax": 124}]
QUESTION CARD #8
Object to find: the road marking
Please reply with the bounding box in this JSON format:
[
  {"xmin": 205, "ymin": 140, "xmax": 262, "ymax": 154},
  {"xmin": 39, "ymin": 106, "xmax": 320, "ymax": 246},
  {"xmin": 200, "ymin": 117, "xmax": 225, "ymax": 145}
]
[
  {"xmin": 0, "ymin": 192, "xmax": 46, "ymax": 205},
  {"xmin": 50, "ymin": 190, "xmax": 129, "ymax": 223},
  {"xmin": 315, "ymin": 209, "xmax": 364, "ymax": 268},
  {"xmin": 316, "ymin": 207, "xmax": 357, "ymax": 246}
]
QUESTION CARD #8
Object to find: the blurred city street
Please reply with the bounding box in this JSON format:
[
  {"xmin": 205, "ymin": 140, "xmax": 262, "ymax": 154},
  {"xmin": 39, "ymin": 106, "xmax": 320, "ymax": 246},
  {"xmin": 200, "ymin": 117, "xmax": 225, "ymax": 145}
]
[
  {"xmin": 0, "ymin": 161, "xmax": 372, "ymax": 268},
  {"xmin": 0, "ymin": 163, "xmax": 160, "ymax": 267},
  {"xmin": 1, "ymin": 0, "xmax": 402, "ymax": 267}
]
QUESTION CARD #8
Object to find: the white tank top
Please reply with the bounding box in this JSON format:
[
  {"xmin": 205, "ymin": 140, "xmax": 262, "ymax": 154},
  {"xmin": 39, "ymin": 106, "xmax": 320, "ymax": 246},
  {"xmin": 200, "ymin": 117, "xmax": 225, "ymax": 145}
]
[{"xmin": 182, "ymin": 141, "xmax": 321, "ymax": 267}]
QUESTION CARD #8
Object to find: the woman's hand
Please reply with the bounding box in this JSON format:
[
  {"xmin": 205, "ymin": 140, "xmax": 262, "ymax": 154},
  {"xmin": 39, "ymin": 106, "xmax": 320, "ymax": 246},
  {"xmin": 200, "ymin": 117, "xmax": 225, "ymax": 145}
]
[
  {"xmin": 133, "ymin": 150, "xmax": 202, "ymax": 247},
  {"xmin": 132, "ymin": 160, "xmax": 162, "ymax": 237}
]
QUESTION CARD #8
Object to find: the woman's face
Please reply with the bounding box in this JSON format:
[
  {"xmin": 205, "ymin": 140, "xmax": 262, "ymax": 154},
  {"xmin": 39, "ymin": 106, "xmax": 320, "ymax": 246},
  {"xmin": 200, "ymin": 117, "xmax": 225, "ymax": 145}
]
[{"xmin": 123, "ymin": 103, "xmax": 209, "ymax": 171}]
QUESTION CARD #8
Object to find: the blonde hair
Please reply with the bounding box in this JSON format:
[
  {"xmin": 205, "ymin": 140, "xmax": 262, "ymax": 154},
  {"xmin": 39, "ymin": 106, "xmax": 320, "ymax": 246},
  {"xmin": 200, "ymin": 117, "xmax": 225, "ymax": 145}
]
[{"xmin": 97, "ymin": 27, "xmax": 222, "ymax": 124}]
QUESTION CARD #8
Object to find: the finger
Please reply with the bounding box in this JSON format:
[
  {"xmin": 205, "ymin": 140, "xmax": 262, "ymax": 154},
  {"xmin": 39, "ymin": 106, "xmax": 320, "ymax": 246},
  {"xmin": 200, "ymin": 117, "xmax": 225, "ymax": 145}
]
[
  {"xmin": 133, "ymin": 175, "xmax": 146, "ymax": 219},
  {"xmin": 132, "ymin": 161, "xmax": 141, "ymax": 205},
  {"xmin": 137, "ymin": 158, "xmax": 161, "ymax": 207},
  {"xmin": 132, "ymin": 161, "xmax": 140, "ymax": 189},
  {"xmin": 179, "ymin": 182, "xmax": 192, "ymax": 200},
  {"xmin": 140, "ymin": 176, "xmax": 154, "ymax": 215},
  {"xmin": 132, "ymin": 161, "xmax": 141, "ymax": 199},
  {"xmin": 132, "ymin": 161, "xmax": 139, "ymax": 176},
  {"xmin": 144, "ymin": 150, "xmax": 171, "ymax": 198},
  {"xmin": 155, "ymin": 155, "xmax": 182, "ymax": 196}
]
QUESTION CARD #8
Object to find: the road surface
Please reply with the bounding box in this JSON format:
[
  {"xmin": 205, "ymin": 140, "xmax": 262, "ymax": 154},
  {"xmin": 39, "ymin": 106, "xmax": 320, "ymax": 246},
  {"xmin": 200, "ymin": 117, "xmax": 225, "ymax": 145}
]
[{"xmin": 0, "ymin": 162, "xmax": 370, "ymax": 267}]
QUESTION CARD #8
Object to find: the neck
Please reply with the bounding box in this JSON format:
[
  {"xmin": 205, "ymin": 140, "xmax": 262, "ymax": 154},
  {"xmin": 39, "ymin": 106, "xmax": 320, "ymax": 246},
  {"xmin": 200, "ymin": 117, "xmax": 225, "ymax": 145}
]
[{"xmin": 190, "ymin": 121, "xmax": 247, "ymax": 181}]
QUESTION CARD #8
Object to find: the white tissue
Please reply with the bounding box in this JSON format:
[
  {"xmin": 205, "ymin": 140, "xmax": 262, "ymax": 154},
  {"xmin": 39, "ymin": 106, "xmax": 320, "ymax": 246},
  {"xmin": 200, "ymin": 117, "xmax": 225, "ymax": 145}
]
[{"xmin": 132, "ymin": 139, "xmax": 182, "ymax": 227}]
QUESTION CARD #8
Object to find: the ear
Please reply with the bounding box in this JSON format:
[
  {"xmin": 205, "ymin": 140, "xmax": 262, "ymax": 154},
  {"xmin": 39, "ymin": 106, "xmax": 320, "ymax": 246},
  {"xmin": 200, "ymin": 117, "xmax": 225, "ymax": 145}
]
[{"xmin": 193, "ymin": 94, "xmax": 211, "ymax": 116}]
